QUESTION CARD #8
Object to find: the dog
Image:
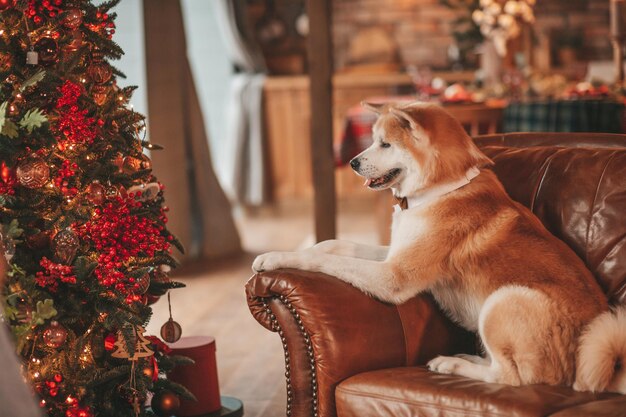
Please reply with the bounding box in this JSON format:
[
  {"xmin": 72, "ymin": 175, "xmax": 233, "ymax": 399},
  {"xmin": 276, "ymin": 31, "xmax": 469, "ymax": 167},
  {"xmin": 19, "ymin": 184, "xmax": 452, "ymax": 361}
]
[{"xmin": 252, "ymin": 102, "xmax": 626, "ymax": 393}]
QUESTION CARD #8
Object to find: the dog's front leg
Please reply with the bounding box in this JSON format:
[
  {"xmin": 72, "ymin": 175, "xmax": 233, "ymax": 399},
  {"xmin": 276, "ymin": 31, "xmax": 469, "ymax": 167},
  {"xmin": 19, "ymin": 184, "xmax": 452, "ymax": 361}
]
[
  {"xmin": 312, "ymin": 240, "xmax": 389, "ymax": 261},
  {"xmin": 253, "ymin": 251, "xmax": 411, "ymax": 303}
]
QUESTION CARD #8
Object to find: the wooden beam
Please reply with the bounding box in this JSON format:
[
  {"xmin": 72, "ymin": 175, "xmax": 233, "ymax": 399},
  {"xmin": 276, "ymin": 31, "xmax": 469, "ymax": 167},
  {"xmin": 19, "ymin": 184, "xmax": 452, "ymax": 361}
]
[{"xmin": 306, "ymin": 0, "xmax": 336, "ymax": 242}]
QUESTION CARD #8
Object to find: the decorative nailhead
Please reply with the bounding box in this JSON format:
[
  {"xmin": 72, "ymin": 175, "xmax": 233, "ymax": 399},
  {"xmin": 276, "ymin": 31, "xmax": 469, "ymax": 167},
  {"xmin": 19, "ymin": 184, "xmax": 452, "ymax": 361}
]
[{"xmin": 260, "ymin": 296, "xmax": 318, "ymax": 416}]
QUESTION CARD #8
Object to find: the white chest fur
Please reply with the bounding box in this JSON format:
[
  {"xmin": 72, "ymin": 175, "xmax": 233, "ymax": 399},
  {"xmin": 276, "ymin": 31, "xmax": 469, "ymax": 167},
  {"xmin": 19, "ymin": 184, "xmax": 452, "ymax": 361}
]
[
  {"xmin": 388, "ymin": 208, "xmax": 430, "ymax": 256},
  {"xmin": 430, "ymin": 282, "xmax": 482, "ymax": 331}
]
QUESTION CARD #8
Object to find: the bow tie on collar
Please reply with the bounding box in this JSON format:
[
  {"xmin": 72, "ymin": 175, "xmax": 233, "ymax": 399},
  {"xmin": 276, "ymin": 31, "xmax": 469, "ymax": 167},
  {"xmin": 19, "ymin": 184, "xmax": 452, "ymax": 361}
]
[{"xmin": 393, "ymin": 166, "xmax": 481, "ymax": 212}]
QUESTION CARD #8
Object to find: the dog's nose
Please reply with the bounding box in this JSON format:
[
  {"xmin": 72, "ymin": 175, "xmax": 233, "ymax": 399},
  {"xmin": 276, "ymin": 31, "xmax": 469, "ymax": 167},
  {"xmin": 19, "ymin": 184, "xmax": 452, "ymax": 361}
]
[{"xmin": 350, "ymin": 158, "xmax": 360, "ymax": 171}]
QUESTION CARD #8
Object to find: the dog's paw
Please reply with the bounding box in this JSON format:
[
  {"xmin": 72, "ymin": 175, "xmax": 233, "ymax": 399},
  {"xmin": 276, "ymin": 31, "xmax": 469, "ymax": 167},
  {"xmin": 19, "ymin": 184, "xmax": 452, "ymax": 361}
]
[
  {"xmin": 252, "ymin": 252, "xmax": 296, "ymax": 273},
  {"xmin": 427, "ymin": 356, "xmax": 461, "ymax": 375}
]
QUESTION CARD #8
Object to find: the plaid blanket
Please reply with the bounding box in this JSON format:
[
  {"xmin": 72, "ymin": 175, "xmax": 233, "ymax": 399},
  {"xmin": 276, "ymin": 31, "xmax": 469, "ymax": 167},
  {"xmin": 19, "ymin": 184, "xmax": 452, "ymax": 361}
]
[{"xmin": 503, "ymin": 99, "xmax": 624, "ymax": 134}]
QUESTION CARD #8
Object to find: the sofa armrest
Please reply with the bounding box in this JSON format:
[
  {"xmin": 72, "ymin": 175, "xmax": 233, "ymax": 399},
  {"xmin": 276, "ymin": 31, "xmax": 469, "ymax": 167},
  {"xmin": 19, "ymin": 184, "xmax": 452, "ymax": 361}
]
[{"xmin": 246, "ymin": 269, "xmax": 474, "ymax": 417}]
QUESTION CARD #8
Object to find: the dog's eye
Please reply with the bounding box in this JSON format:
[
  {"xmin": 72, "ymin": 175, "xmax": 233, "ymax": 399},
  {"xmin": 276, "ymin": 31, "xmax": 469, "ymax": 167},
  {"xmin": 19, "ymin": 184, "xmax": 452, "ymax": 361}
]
[{"xmin": 380, "ymin": 141, "xmax": 391, "ymax": 148}]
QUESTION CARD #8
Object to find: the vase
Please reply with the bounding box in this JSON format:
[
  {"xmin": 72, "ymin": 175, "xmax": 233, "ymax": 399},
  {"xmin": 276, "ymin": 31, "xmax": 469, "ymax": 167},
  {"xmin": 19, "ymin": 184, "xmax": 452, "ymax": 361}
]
[{"xmin": 479, "ymin": 40, "xmax": 503, "ymax": 86}]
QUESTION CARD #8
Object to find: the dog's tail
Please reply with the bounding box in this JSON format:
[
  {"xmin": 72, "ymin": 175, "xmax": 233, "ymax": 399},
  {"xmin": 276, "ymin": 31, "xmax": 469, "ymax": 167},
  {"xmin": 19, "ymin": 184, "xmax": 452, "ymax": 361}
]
[{"xmin": 573, "ymin": 305, "xmax": 626, "ymax": 394}]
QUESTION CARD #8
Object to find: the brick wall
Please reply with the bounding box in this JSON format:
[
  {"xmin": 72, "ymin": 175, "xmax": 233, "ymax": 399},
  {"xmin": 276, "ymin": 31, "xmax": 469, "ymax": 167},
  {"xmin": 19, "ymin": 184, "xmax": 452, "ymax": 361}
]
[{"xmin": 332, "ymin": 0, "xmax": 612, "ymax": 71}]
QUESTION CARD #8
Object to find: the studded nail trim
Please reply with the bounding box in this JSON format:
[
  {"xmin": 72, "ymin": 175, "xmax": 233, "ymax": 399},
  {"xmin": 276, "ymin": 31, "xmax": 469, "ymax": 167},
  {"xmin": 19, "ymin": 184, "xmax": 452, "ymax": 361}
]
[{"xmin": 262, "ymin": 295, "xmax": 318, "ymax": 417}]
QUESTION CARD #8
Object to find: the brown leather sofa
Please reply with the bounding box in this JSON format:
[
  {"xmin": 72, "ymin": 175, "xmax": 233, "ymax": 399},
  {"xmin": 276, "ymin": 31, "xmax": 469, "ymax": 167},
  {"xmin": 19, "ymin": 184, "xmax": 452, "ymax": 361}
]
[{"xmin": 246, "ymin": 133, "xmax": 626, "ymax": 417}]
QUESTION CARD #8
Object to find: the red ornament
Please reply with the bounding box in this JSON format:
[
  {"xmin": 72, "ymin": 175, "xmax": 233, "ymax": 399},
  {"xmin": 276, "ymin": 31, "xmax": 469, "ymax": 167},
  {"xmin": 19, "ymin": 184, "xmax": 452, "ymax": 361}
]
[
  {"xmin": 0, "ymin": 0, "xmax": 14, "ymax": 11},
  {"xmin": 42, "ymin": 321, "xmax": 68, "ymax": 348},
  {"xmin": 104, "ymin": 333, "xmax": 116, "ymax": 351},
  {"xmin": 0, "ymin": 161, "xmax": 16, "ymax": 195}
]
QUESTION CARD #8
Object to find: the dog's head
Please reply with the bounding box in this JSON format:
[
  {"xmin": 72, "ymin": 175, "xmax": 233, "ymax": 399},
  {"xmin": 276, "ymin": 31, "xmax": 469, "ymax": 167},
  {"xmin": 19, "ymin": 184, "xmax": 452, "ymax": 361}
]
[{"xmin": 350, "ymin": 102, "xmax": 493, "ymax": 197}]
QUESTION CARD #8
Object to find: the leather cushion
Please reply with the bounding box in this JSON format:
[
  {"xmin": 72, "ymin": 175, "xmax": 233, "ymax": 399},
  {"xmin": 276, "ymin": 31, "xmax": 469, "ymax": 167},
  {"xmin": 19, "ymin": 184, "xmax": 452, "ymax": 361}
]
[
  {"xmin": 336, "ymin": 367, "xmax": 618, "ymax": 417},
  {"xmin": 479, "ymin": 146, "xmax": 626, "ymax": 304},
  {"xmin": 548, "ymin": 396, "xmax": 626, "ymax": 416}
]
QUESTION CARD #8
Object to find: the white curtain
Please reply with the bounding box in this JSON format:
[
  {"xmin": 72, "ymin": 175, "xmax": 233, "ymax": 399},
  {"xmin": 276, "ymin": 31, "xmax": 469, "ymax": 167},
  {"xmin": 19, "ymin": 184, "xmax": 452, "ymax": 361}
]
[{"xmin": 216, "ymin": 0, "xmax": 269, "ymax": 206}]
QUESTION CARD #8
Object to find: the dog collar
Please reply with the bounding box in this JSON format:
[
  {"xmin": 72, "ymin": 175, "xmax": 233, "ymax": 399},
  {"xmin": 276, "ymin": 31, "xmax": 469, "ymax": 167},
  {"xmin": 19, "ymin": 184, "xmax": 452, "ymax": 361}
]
[{"xmin": 394, "ymin": 166, "xmax": 481, "ymax": 212}]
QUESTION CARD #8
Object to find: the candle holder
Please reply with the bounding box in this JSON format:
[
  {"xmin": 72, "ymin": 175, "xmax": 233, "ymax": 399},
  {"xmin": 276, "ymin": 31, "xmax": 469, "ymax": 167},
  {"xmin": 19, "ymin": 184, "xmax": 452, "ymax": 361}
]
[{"xmin": 611, "ymin": 0, "xmax": 626, "ymax": 85}]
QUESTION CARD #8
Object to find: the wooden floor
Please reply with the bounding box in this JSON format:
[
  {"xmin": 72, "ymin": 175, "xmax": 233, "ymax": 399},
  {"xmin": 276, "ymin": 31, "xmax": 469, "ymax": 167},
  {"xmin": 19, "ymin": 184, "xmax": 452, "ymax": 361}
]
[{"xmin": 146, "ymin": 197, "xmax": 379, "ymax": 417}]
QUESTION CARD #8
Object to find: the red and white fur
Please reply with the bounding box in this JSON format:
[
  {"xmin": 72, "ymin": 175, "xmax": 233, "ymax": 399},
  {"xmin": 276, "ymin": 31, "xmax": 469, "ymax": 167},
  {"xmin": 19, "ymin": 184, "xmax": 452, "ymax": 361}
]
[{"xmin": 252, "ymin": 102, "xmax": 626, "ymax": 393}]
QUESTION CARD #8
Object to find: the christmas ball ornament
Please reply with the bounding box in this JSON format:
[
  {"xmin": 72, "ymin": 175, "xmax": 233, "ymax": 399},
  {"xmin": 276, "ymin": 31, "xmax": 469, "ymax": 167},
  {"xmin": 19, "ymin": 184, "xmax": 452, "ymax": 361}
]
[
  {"xmin": 52, "ymin": 228, "xmax": 80, "ymax": 265},
  {"xmin": 85, "ymin": 182, "xmax": 105, "ymax": 205},
  {"xmin": 160, "ymin": 318, "xmax": 182, "ymax": 343},
  {"xmin": 64, "ymin": 30, "xmax": 83, "ymax": 52},
  {"xmin": 0, "ymin": 0, "xmax": 14, "ymax": 10},
  {"xmin": 104, "ymin": 333, "xmax": 116, "ymax": 351},
  {"xmin": 62, "ymin": 9, "xmax": 82, "ymax": 29},
  {"xmin": 88, "ymin": 62, "xmax": 112, "ymax": 84},
  {"xmin": 16, "ymin": 157, "xmax": 50, "ymax": 188},
  {"xmin": 91, "ymin": 84, "xmax": 108, "ymax": 106},
  {"xmin": 122, "ymin": 156, "xmax": 142, "ymax": 174},
  {"xmin": 34, "ymin": 36, "xmax": 59, "ymax": 66},
  {"xmin": 42, "ymin": 321, "xmax": 68, "ymax": 348},
  {"xmin": 151, "ymin": 390, "xmax": 180, "ymax": 417}
]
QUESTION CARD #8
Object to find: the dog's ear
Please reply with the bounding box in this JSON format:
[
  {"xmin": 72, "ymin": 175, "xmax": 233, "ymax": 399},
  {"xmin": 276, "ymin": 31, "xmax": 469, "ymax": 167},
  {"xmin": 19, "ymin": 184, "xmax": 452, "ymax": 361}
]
[
  {"xmin": 361, "ymin": 102, "xmax": 384, "ymax": 114},
  {"xmin": 389, "ymin": 107, "xmax": 419, "ymax": 131}
]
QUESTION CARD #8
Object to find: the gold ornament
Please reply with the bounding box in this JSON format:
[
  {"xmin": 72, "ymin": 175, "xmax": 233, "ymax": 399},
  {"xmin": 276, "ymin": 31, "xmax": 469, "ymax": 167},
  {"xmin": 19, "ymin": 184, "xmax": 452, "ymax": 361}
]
[
  {"xmin": 62, "ymin": 9, "xmax": 83, "ymax": 30},
  {"xmin": 91, "ymin": 84, "xmax": 108, "ymax": 106},
  {"xmin": 111, "ymin": 325, "xmax": 154, "ymax": 360},
  {"xmin": 160, "ymin": 318, "xmax": 182, "ymax": 343},
  {"xmin": 88, "ymin": 62, "xmax": 112, "ymax": 84},
  {"xmin": 64, "ymin": 30, "xmax": 83, "ymax": 52},
  {"xmin": 52, "ymin": 228, "xmax": 79, "ymax": 265},
  {"xmin": 16, "ymin": 157, "xmax": 50, "ymax": 188},
  {"xmin": 85, "ymin": 182, "xmax": 105, "ymax": 205}
]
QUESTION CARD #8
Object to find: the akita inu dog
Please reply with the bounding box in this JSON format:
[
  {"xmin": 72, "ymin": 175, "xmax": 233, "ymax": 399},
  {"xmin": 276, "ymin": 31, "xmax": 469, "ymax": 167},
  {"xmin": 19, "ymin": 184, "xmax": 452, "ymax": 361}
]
[{"xmin": 252, "ymin": 102, "xmax": 626, "ymax": 393}]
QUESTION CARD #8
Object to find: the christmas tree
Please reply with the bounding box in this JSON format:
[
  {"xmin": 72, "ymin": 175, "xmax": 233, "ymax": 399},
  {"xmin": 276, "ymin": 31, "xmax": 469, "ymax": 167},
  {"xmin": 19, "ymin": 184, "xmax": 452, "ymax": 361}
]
[{"xmin": 0, "ymin": 1, "xmax": 192, "ymax": 416}]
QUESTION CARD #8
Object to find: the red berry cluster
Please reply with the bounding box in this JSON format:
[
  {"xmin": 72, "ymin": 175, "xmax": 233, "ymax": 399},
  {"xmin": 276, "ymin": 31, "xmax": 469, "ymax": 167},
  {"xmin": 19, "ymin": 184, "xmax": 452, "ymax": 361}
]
[
  {"xmin": 54, "ymin": 159, "xmax": 78, "ymax": 196},
  {"xmin": 65, "ymin": 405, "xmax": 93, "ymax": 417},
  {"xmin": 26, "ymin": 0, "xmax": 63, "ymax": 25},
  {"xmin": 96, "ymin": 10, "xmax": 115, "ymax": 38},
  {"xmin": 54, "ymin": 81, "xmax": 98, "ymax": 147},
  {"xmin": 35, "ymin": 257, "xmax": 77, "ymax": 292},
  {"xmin": 38, "ymin": 373, "xmax": 63, "ymax": 399},
  {"xmin": 78, "ymin": 196, "xmax": 170, "ymax": 298},
  {"xmin": 0, "ymin": 161, "xmax": 16, "ymax": 195}
]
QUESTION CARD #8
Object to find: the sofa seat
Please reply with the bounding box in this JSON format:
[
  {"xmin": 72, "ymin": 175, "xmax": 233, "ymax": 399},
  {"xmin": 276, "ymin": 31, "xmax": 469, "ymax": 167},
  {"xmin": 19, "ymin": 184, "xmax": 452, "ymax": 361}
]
[{"xmin": 336, "ymin": 367, "xmax": 619, "ymax": 417}]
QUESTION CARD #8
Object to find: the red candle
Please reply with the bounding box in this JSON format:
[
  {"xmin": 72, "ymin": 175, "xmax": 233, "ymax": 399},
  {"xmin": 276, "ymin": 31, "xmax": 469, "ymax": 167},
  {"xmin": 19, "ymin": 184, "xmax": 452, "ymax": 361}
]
[{"xmin": 167, "ymin": 336, "xmax": 222, "ymax": 416}]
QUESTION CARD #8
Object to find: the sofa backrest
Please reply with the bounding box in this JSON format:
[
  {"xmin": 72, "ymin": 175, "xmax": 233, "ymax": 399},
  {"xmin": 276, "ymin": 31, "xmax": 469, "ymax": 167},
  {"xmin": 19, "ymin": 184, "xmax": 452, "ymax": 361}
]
[{"xmin": 475, "ymin": 133, "xmax": 626, "ymax": 305}]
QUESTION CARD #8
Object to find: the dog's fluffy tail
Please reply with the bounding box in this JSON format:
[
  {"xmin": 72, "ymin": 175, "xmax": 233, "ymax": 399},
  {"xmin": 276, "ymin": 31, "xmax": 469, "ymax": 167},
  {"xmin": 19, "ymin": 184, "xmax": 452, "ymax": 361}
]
[{"xmin": 574, "ymin": 305, "xmax": 626, "ymax": 394}]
